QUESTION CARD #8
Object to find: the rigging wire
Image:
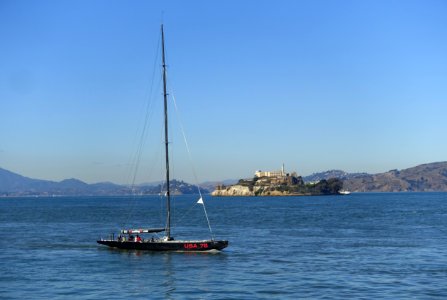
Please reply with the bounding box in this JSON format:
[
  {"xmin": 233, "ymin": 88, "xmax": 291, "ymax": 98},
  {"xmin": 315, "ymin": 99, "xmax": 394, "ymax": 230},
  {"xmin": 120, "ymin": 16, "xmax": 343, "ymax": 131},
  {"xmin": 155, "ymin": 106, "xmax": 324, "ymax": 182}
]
[
  {"xmin": 168, "ymin": 81, "xmax": 215, "ymax": 239},
  {"xmin": 121, "ymin": 32, "xmax": 162, "ymax": 229},
  {"xmin": 118, "ymin": 27, "xmax": 214, "ymax": 240}
]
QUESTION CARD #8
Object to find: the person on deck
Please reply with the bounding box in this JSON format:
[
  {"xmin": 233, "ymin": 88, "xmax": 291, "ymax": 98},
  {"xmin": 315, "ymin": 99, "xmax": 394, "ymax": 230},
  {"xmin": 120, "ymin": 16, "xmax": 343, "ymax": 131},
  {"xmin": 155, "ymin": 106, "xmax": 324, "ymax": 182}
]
[{"xmin": 136, "ymin": 235, "xmax": 142, "ymax": 242}]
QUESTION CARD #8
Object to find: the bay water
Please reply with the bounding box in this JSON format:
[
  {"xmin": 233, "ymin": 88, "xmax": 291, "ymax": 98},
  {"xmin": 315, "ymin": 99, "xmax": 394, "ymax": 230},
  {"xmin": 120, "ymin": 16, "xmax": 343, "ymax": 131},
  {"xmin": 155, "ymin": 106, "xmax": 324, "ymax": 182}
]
[{"xmin": 1, "ymin": 193, "xmax": 446, "ymax": 299}]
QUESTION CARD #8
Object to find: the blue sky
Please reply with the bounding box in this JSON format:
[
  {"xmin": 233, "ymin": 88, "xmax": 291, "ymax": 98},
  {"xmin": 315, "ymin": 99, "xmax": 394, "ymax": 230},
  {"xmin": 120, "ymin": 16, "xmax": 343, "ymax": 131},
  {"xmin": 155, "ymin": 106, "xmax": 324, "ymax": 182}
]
[{"xmin": 1, "ymin": 0, "xmax": 446, "ymax": 184}]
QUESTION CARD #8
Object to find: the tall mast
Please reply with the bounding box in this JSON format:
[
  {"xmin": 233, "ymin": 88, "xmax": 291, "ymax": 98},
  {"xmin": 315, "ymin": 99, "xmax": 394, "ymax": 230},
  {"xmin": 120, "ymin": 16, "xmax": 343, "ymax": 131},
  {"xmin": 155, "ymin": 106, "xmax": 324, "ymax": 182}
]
[{"xmin": 161, "ymin": 24, "xmax": 171, "ymax": 240}]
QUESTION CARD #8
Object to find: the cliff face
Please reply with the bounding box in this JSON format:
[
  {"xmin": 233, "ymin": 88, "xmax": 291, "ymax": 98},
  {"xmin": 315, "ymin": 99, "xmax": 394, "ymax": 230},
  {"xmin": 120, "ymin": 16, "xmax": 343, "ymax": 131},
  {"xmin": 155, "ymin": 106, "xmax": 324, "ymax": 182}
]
[
  {"xmin": 212, "ymin": 176, "xmax": 342, "ymax": 197},
  {"xmin": 211, "ymin": 185, "xmax": 297, "ymax": 196},
  {"xmin": 211, "ymin": 185, "xmax": 254, "ymax": 196}
]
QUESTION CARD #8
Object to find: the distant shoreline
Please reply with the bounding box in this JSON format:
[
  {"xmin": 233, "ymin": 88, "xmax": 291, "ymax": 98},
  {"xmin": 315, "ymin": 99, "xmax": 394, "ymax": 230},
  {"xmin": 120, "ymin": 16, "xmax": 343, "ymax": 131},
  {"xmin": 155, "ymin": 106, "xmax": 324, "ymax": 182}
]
[
  {"xmin": 3, "ymin": 191, "xmax": 447, "ymax": 199},
  {"xmin": 2, "ymin": 161, "xmax": 447, "ymax": 196}
]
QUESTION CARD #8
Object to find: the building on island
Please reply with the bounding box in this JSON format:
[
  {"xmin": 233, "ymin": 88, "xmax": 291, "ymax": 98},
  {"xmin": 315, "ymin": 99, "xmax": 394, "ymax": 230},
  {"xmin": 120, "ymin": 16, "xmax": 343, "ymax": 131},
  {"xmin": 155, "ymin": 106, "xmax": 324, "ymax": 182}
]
[
  {"xmin": 213, "ymin": 164, "xmax": 305, "ymax": 196},
  {"xmin": 255, "ymin": 164, "xmax": 288, "ymax": 178},
  {"xmin": 254, "ymin": 164, "xmax": 300, "ymax": 185}
]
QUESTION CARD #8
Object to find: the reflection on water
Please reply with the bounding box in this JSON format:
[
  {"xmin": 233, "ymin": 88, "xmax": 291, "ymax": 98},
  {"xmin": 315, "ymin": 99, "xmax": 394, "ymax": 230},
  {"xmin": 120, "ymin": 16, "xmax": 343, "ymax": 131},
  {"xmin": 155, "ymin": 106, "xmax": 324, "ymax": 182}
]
[
  {"xmin": 98, "ymin": 247, "xmax": 229, "ymax": 299},
  {"xmin": 162, "ymin": 253, "xmax": 175, "ymax": 299}
]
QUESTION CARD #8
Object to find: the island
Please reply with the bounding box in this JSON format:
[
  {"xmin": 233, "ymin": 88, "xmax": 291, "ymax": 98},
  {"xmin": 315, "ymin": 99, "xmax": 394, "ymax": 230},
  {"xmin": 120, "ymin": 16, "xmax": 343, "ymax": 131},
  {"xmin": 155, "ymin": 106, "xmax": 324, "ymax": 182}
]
[{"xmin": 212, "ymin": 165, "xmax": 343, "ymax": 196}]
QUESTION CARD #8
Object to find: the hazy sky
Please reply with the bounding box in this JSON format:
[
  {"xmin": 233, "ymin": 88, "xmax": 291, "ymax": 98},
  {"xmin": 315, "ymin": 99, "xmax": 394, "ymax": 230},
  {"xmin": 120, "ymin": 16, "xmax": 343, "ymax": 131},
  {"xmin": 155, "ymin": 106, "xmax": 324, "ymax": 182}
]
[{"xmin": 1, "ymin": 0, "xmax": 446, "ymax": 184}]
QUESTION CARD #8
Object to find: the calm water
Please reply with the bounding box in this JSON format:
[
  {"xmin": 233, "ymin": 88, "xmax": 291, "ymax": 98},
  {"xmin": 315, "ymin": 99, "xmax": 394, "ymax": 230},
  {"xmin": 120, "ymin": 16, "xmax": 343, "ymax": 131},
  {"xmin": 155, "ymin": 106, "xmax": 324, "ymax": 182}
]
[{"xmin": 1, "ymin": 193, "xmax": 447, "ymax": 299}]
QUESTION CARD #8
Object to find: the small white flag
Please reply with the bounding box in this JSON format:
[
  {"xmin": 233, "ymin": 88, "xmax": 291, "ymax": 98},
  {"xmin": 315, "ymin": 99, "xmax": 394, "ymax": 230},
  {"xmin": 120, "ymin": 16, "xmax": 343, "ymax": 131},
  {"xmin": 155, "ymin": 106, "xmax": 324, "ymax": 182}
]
[{"xmin": 197, "ymin": 197, "xmax": 204, "ymax": 204}]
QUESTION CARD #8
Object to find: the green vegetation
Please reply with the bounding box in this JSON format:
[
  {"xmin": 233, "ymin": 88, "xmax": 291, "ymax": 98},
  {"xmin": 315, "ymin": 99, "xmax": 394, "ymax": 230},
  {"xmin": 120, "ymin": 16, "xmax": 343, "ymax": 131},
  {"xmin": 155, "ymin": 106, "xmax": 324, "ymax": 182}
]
[
  {"xmin": 302, "ymin": 178, "xmax": 343, "ymax": 195},
  {"xmin": 248, "ymin": 175, "xmax": 343, "ymax": 196}
]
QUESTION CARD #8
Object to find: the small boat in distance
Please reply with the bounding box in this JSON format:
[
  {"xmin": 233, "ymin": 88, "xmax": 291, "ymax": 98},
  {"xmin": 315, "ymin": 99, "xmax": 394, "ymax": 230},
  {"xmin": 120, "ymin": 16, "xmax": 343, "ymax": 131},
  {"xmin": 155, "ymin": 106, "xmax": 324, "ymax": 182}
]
[
  {"xmin": 97, "ymin": 25, "xmax": 228, "ymax": 252},
  {"xmin": 339, "ymin": 190, "xmax": 351, "ymax": 195}
]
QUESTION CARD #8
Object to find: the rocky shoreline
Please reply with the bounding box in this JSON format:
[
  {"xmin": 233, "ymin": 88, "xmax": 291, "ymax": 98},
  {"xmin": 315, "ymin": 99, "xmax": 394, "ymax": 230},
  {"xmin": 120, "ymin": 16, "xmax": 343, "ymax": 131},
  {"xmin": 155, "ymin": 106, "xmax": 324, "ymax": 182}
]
[
  {"xmin": 212, "ymin": 170, "xmax": 343, "ymax": 197},
  {"xmin": 211, "ymin": 185, "xmax": 315, "ymax": 196}
]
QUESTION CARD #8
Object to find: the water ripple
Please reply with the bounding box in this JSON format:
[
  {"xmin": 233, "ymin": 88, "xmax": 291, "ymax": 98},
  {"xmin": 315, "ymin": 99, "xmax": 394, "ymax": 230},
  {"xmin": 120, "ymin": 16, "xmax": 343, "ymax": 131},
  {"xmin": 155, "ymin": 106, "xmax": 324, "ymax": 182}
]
[{"xmin": 1, "ymin": 193, "xmax": 447, "ymax": 299}]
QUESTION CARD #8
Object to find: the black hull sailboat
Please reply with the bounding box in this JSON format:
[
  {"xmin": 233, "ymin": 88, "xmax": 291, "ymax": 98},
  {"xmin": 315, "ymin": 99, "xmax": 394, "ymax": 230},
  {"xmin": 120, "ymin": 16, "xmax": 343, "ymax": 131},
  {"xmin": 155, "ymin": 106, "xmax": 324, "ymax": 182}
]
[
  {"xmin": 97, "ymin": 239, "xmax": 229, "ymax": 252},
  {"xmin": 97, "ymin": 25, "xmax": 228, "ymax": 252}
]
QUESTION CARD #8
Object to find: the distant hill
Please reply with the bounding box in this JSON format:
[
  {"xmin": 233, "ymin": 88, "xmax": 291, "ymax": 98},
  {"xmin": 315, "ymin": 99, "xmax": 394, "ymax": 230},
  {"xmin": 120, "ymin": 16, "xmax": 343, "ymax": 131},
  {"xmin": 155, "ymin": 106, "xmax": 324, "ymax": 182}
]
[
  {"xmin": 138, "ymin": 179, "xmax": 209, "ymax": 195},
  {"xmin": 0, "ymin": 168, "xmax": 209, "ymax": 196},
  {"xmin": 303, "ymin": 170, "xmax": 368, "ymax": 182},
  {"xmin": 343, "ymin": 162, "xmax": 447, "ymax": 192},
  {"xmin": 0, "ymin": 168, "xmax": 131, "ymax": 196},
  {"xmin": 304, "ymin": 162, "xmax": 447, "ymax": 192},
  {"xmin": 2, "ymin": 162, "xmax": 447, "ymax": 196},
  {"xmin": 0, "ymin": 168, "xmax": 53, "ymax": 193},
  {"xmin": 200, "ymin": 179, "xmax": 238, "ymax": 193}
]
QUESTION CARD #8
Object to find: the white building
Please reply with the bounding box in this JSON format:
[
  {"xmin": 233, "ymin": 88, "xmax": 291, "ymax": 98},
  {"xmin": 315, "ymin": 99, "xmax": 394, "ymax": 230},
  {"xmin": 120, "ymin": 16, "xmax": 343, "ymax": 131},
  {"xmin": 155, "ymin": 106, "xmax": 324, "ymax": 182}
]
[{"xmin": 255, "ymin": 164, "xmax": 286, "ymax": 178}]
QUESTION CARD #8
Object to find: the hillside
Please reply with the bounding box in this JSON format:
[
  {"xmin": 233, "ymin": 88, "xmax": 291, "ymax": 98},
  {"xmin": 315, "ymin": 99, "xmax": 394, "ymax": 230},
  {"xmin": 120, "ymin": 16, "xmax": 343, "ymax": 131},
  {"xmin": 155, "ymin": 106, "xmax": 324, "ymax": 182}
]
[
  {"xmin": 301, "ymin": 162, "xmax": 447, "ymax": 192},
  {"xmin": 2, "ymin": 162, "xmax": 447, "ymax": 196},
  {"xmin": 343, "ymin": 162, "xmax": 447, "ymax": 192},
  {"xmin": 303, "ymin": 170, "xmax": 368, "ymax": 182},
  {"xmin": 0, "ymin": 168, "xmax": 209, "ymax": 196}
]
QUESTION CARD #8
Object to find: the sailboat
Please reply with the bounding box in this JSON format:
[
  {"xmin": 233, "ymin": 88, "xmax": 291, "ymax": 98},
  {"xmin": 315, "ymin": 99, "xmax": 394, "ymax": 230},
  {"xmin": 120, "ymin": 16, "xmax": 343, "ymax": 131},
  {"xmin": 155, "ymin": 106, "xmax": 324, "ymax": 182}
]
[{"xmin": 97, "ymin": 25, "xmax": 228, "ymax": 252}]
